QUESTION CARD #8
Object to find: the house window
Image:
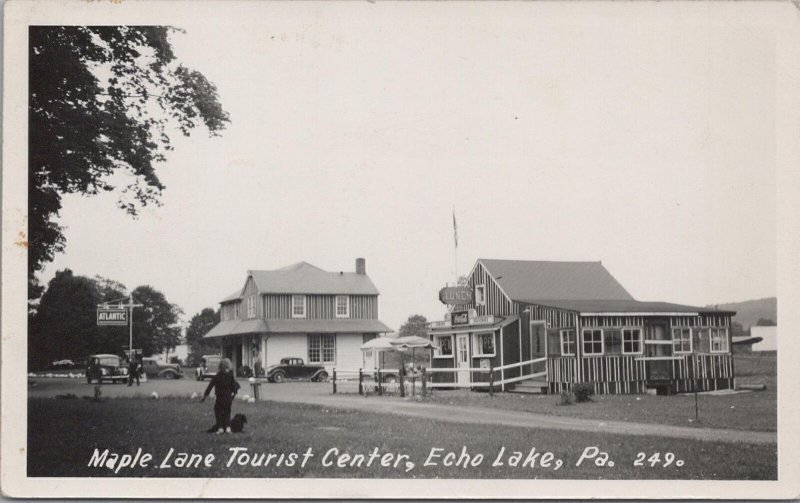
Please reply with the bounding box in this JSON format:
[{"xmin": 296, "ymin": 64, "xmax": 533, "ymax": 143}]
[
  {"xmin": 710, "ymin": 327, "xmax": 729, "ymax": 353},
  {"xmin": 335, "ymin": 295, "xmax": 349, "ymax": 318},
  {"xmin": 560, "ymin": 329, "xmax": 576, "ymax": 356},
  {"xmin": 434, "ymin": 335, "xmax": 453, "ymax": 358},
  {"xmin": 246, "ymin": 296, "xmax": 256, "ymax": 318},
  {"xmin": 308, "ymin": 334, "xmax": 335, "ymax": 364},
  {"xmin": 582, "ymin": 329, "xmax": 604, "ymax": 355},
  {"xmin": 672, "ymin": 327, "xmax": 692, "ymax": 354},
  {"xmin": 292, "ymin": 295, "xmax": 306, "ymax": 318},
  {"xmin": 622, "ymin": 328, "xmax": 642, "ymax": 355},
  {"xmin": 473, "ymin": 332, "xmax": 495, "ymax": 357},
  {"xmin": 475, "ymin": 285, "xmax": 486, "ymax": 306}
]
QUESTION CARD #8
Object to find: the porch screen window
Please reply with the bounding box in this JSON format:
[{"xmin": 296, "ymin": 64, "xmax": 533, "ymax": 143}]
[
  {"xmin": 694, "ymin": 328, "xmax": 711, "ymax": 353},
  {"xmin": 473, "ymin": 332, "xmax": 495, "ymax": 357},
  {"xmin": 672, "ymin": 328, "xmax": 692, "ymax": 353},
  {"xmin": 308, "ymin": 334, "xmax": 335, "ymax": 364},
  {"xmin": 622, "ymin": 328, "xmax": 642, "ymax": 354},
  {"xmin": 560, "ymin": 329, "xmax": 576, "ymax": 356},
  {"xmin": 710, "ymin": 328, "xmax": 729, "ymax": 353},
  {"xmin": 582, "ymin": 329, "xmax": 603, "ymax": 355},
  {"xmin": 335, "ymin": 295, "xmax": 349, "ymax": 318},
  {"xmin": 292, "ymin": 295, "xmax": 306, "ymax": 318},
  {"xmin": 435, "ymin": 336, "xmax": 453, "ymax": 358}
]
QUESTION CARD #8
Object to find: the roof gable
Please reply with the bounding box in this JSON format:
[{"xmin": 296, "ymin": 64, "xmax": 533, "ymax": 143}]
[
  {"xmin": 478, "ymin": 259, "xmax": 634, "ymax": 302},
  {"xmin": 235, "ymin": 261, "xmax": 380, "ymax": 297}
]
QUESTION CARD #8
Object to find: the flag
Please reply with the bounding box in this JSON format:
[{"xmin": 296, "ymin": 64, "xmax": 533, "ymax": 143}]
[{"xmin": 452, "ymin": 210, "xmax": 458, "ymax": 248}]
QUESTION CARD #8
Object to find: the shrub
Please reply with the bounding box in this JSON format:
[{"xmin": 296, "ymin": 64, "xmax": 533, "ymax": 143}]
[
  {"xmin": 559, "ymin": 389, "xmax": 574, "ymax": 405},
  {"xmin": 573, "ymin": 383, "xmax": 595, "ymax": 403}
]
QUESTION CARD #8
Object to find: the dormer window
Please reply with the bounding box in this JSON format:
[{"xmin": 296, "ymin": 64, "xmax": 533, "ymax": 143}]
[
  {"xmin": 475, "ymin": 285, "xmax": 486, "ymax": 306},
  {"xmin": 292, "ymin": 295, "xmax": 307, "ymax": 318},
  {"xmin": 335, "ymin": 295, "xmax": 349, "ymax": 318},
  {"xmin": 246, "ymin": 295, "xmax": 256, "ymax": 318}
]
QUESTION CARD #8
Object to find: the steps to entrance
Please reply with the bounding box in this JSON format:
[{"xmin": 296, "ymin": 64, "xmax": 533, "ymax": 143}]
[{"xmin": 508, "ymin": 379, "xmax": 549, "ymax": 394}]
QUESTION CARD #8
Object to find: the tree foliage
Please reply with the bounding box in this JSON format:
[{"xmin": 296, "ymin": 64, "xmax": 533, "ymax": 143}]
[
  {"xmin": 28, "ymin": 26, "xmax": 229, "ymax": 299},
  {"xmin": 28, "ymin": 271, "xmax": 183, "ymax": 369},
  {"xmin": 397, "ymin": 314, "xmax": 428, "ymax": 339},
  {"xmin": 755, "ymin": 317, "xmax": 776, "ymax": 327},
  {"xmin": 185, "ymin": 307, "xmax": 221, "ymax": 366}
]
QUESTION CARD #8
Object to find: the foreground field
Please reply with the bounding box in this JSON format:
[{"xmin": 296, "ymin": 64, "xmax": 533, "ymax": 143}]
[
  {"xmin": 421, "ymin": 353, "xmax": 776, "ymax": 432},
  {"xmin": 27, "ymin": 398, "xmax": 776, "ymax": 479}
]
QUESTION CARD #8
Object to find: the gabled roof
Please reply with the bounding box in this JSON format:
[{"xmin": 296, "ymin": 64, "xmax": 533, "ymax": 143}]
[
  {"xmin": 221, "ymin": 261, "xmax": 379, "ymax": 303},
  {"xmin": 521, "ymin": 299, "xmax": 735, "ymax": 316},
  {"xmin": 478, "ymin": 259, "xmax": 634, "ymax": 302}
]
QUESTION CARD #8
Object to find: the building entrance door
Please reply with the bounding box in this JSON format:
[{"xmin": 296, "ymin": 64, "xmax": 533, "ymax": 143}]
[{"xmin": 456, "ymin": 333, "xmax": 470, "ymax": 386}]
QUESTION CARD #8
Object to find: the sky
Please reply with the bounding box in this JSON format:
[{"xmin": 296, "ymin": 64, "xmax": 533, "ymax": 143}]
[{"xmin": 41, "ymin": 3, "xmax": 777, "ymax": 331}]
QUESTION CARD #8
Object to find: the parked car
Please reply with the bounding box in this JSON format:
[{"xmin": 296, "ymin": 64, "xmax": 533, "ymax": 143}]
[
  {"xmin": 195, "ymin": 355, "xmax": 222, "ymax": 381},
  {"xmin": 86, "ymin": 354, "xmax": 129, "ymax": 384},
  {"xmin": 141, "ymin": 357, "xmax": 183, "ymax": 379},
  {"xmin": 265, "ymin": 357, "xmax": 328, "ymax": 383}
]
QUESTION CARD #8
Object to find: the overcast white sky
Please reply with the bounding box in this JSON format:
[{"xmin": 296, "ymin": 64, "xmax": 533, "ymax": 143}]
[{"xmin": 41, "ymin": 3, "xmax": 777, "ymax": 330}]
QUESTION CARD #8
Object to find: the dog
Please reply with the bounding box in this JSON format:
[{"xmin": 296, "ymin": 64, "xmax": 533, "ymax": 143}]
[{"xmin": 230, "ymin": 413, "xmax": 247, "ymax": 433}]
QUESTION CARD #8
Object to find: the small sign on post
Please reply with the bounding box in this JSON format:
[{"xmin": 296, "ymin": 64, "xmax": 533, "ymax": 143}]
[{"xmin": 97, "ymin": 308, "xmax": 128, "ymax": 326}]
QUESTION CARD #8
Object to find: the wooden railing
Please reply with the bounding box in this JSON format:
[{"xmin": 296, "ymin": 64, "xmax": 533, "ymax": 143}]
[{"xmin": 331, "ymin": 357, "xmax": 549, "ymax": 396}]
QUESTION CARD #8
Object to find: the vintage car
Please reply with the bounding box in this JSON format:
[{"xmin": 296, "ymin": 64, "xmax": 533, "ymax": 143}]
[
  {"xmin": 141, "ymin": 357, "xmax": 183, "ymax": 379},
  {"xmin": 265, "ymin": 357, "xmax": 328, "ymax": 383},
  {"xmin": 195, "ymin": 355, "xmax": 222, "ymax": 381},
  {"xmin": 86, "ymin": 354, "xmax": 129, "ymax": 384}
]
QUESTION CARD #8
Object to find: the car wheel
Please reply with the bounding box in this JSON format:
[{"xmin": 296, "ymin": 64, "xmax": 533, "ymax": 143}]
[
  {"xmin": 271, "ymin": 371, "xmax": 286, "ymax": 383},
  {"xmin": 315, "ymin": 371, "xmax": 329, "ymax": 382},
  {"xmin": 163, "ymin": 371, "xmax": 176, "ymax": 380}
]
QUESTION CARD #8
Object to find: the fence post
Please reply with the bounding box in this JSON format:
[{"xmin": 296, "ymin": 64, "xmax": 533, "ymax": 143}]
[
  {"xmin": 489, "ymin": 366, "xmax": 494, "ymax": 397},
  {"xmin": 377, "ymin": 370, "xmax": 383, "ymax": 396},
  {"xmin": 421, "ymin": 367, "xmax": 427, "ymax": 397},
  {"xmin": 332, "ymin": 368, "xmax": 337, "ymax": 394},
  {"xmin": 399, "ymin": 367, "xmax": 406, "ymax": 398},
  {"xmin": 358, "ymin": 368, "xmax": 363, "ymax": 396}
]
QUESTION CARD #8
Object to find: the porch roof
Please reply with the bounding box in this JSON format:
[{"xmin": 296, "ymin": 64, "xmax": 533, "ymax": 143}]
[
  {"xmin": 427, "ymin": 315, "xmax": 519, "ymax": 335},
  {"xmin": 521, "ymin": 299, "xmax": 736, "ymax": 316},
  {"xmin": 204, "ymin": 318, "xmax": 393, "ymax": 338}
]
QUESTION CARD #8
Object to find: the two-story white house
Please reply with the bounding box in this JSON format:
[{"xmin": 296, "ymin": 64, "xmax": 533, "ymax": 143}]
[{"xmin": 204, "ymin": 258, "xmax": 392, "ymax": 374}]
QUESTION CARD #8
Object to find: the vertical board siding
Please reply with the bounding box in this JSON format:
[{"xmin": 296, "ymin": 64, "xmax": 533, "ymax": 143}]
[
  {"xmin": 262, "ymin": 294, "xmax": 378, "ymax": 319},
  {"xmin": 462, "ymin": 262, "xmax": 516, "ymax": 316}
]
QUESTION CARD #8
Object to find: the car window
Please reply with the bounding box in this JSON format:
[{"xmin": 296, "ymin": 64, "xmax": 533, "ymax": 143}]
[{"xmin": 99, "ymin": 357, "xmax": 118, "ymax": 366}]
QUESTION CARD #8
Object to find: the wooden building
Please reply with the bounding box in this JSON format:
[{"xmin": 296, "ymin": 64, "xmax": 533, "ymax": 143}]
[
  {"xmin": 428, "ymin": 259, "xmax": 735, "ymax": 394},
  {"xmin": 204, "ymin": 259, "xmax": 392, "ymax": 374}
]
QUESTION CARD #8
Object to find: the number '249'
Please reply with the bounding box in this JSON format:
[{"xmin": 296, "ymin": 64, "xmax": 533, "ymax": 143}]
[{"xmin": 633, "ymin": 452, "xmax": 685, "ymax": 467}]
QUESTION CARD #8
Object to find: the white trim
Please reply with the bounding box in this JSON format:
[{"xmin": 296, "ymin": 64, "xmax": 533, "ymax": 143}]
[
  {"xmin": 671, "ymin": 327, "xmax": 693, "ymax": 354},
  {"xmin": 581, "ymin": 312, "xmax": 699, "ymax": 316},
  {"xmin": 291, "ymin": 295, "xmax": 306, "ymax": 319},
  {"xmin": 621, "ymin": 327, "xmax": 643, "ymax": 355},
  {"xmin": 581, "ymin": 328, "xmax": 604, "ymax": 356},
  {"xmin": 560, "ymin": 329, "xmax": 576, "ymax": 356},
  {"xmin": 335, "ymin": 295, "xmax": 349, "ymax": 318},
  {"xmin": 472, "ymin": 331, "xmax": 496, "ymax": 358}
]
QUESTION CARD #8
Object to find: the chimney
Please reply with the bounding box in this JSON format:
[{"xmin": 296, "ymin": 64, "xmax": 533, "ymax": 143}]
[{"xmin": 355, "ymin": 258, "xmax": 366, "ymax": 275}]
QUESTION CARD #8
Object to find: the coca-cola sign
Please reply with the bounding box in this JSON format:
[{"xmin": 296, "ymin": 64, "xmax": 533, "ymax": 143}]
[{"xmin": 439, "ymin": 286, "xmax": 474, "ymax": 305}]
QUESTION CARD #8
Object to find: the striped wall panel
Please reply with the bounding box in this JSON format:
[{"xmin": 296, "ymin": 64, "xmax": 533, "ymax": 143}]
[
  {"xmin": 263, "ymin": 294, "xmax": 378, "ymax": 320},
  {"xmin": 462, "ymin": 262, "xmax": 516, "ymax": 316}
]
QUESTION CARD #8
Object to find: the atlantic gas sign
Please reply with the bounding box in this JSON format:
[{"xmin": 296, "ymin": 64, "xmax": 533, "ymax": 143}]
[
  {"xmin": 438, "ymin": 286, "xmax": 474, "ymax": 305},
  {"xmin": 97, "ymin": 308, "xmax": 128, "ymax": 326}
]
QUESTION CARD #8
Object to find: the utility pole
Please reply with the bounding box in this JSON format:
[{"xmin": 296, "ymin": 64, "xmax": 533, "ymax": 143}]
[{"xmin": 127, "ymin": 292, "xmax": 143, "ymax": 359}]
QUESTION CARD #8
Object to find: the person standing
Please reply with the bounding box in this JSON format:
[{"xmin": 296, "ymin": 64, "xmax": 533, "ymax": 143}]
[
  {"xmin": 127, "ymin": 357, "xmax": 141, "ymax": 387},
  {"xmin": 201, "ymin": 358, "xmax": 239, "ymax": 434}
]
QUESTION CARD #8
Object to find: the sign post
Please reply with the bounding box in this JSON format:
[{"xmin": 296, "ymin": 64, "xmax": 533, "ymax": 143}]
[{"xmin": 97, "ymin": 293, "xmax": 142, "ymax": 361}]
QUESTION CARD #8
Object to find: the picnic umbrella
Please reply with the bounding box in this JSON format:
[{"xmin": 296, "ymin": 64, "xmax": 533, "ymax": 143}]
[{"xmin": 360, "ymin": 336, "xmax": 398, "ymax": 373}]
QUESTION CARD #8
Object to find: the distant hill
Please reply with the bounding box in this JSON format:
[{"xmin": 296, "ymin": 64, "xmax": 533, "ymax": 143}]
[{"xmin": 707, "ymin": 297, "xmax": 777, "ymax": 329}]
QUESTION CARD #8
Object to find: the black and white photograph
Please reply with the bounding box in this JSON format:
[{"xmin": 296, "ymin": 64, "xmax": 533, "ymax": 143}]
[{"xmin": 3, "ymin": 0, "xmax": 800, "ymax": 499}]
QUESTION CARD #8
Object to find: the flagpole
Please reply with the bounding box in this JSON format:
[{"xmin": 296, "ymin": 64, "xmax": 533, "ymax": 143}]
[{"xmin": 452, "ymin": 206, "xmax": 458, "ymax": 284}]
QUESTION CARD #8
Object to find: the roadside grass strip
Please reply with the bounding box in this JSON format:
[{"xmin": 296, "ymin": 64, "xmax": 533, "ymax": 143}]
[{"xmin": 28, "ymin": 398, "xmax": 776, "ymax": 479}]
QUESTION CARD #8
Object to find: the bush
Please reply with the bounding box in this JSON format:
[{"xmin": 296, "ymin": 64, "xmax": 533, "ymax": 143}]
[
  {"xmin": 559, "ymin": 389, "xmax": 574, "ymax": 405},
  {"xmin": 237, "ymin": 366, "xmax": 253, "ymax": 378},
  {"xmin": 573, "ymin": 383, "xmax": 595, "ymax": 403}
]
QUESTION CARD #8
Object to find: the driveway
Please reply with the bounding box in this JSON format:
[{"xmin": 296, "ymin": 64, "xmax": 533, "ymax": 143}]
[{"xmin": 28, "ymin": 377, "xmax": 777, "ymax": 445}]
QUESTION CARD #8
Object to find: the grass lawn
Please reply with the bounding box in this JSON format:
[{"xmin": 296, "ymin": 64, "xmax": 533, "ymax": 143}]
[
  {"xmin": 419, "ymin": 353, "xmax": 777, "ymax": 432},
  {"xmin": 27, "ymin": 397, "xmax": 776, "ymax": 479}
]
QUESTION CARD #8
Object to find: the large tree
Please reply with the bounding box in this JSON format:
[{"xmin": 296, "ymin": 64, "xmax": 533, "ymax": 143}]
[
  {"xmin": 130, "ymin": 285, "xmax": 183, "ymax": 357},
  {"xmin": 397, "ymin": 314, "xmax": 428, "ymax": 339},
  {"xmin": 185, "ymin": 307, "xmax": 220, "ymax": 366},
  {"xmin": 29, "ymin": 26, "xmax": 229, "ymax": 299},
  {"xmin": 29, "ymin": 270, "xmax": 127, "ymax": 369}
]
